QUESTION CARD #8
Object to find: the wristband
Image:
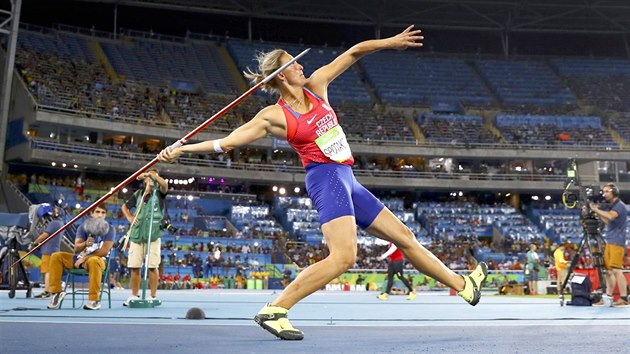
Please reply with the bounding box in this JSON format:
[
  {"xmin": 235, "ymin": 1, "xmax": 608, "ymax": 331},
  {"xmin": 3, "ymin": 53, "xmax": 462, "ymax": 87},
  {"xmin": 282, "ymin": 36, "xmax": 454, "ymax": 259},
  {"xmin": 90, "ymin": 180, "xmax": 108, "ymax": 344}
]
[{"xmin": 213, "ymin": 139, "xmax": 224, "ymax": 153}]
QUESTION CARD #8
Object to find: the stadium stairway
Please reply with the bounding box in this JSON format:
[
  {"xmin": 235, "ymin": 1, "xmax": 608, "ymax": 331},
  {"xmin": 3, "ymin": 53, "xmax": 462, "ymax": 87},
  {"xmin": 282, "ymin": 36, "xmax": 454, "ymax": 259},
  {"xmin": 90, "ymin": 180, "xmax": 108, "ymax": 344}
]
[
  {"xmin": 217, "ymin": 43, "xmax": 249, "ymax": 93},
  {"xmin": 224, "ymin": 217, "xmax": 240, "ymax": 235},
  {"xmin": 353, "ymin": 64, "xmax": 380, "ymax": 104},
  {"xmin": 405, "ymin": 114, "xmax": 425, "ymax": 143},
  {"xmin": 388, "ymin": 106, "xmax": 426, "ymax": 143},
  {"xmin": 606, "ymin": 121, "xmax": 629, "ymax": 148},
  {"xmin": 0, "ymin": 181, "xmax": 8, "ymax": 213},
  {"xmin": 480, "ymin": 111, "xmax": 506, "ymax": 143},
  {"xmin": 264, "ymin": 264, "xmax": 283, "ymax": 279},
  {"xmin": 1, "ymin": 180, "xmax": 29, "ymax": 213},
  {"xmin": 89, "ymin": 40, "xmax": 120, "ymax": 82},
  {"xmin": 466, "ymin": 59, "xmax": 500, "ymax": 105}
]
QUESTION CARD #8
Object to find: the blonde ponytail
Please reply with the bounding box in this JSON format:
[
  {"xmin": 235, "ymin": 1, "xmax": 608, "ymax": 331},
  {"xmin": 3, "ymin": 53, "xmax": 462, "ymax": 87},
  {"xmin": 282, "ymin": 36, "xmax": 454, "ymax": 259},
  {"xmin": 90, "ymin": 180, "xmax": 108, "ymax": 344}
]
[{"xmin": 243, "ymin": 49, "xmax": 286, "ymax": 95}]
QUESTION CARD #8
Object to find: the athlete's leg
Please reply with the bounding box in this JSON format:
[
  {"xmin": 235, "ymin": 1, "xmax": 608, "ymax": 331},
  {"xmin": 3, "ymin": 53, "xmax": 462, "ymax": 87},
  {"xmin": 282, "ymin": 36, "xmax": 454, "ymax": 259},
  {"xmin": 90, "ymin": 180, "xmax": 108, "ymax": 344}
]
[
  {"xmin": 256, "ymin": 215, "xmax": 357, "ymax": 340},
  {"xmin": 272, "ymin": 215, "xmax": 357, "ymax": 309},
  {"xmin": 366, "ymin": 208, "xmax": 465, "ymax": 290}
]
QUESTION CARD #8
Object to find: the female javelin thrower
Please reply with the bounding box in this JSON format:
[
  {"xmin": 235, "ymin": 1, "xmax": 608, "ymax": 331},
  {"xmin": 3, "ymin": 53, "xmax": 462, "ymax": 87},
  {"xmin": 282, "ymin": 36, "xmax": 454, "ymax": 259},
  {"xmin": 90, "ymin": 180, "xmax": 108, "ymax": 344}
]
[{"xmin": 158, "ymin": 25, "xmax": 488, "ymax": 340}]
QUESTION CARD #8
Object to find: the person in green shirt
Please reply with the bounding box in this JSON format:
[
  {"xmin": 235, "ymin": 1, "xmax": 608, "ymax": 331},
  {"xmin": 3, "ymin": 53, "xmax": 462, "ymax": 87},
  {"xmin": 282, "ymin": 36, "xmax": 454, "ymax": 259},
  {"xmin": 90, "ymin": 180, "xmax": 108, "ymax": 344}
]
[{"xmin": 121, "ymin": 169, "xmax": 168, "ymax": 306}]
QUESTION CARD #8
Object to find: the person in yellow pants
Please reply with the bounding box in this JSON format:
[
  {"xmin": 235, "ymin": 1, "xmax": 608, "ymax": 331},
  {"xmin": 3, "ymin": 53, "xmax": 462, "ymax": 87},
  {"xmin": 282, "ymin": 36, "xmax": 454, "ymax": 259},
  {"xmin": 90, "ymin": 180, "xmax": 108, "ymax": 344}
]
[
  {"xmin": 553, "ymin": 244, "xmax": 569, "ymax": 295},
  {"xmin": 31, "ymin": 204, "xmax": 65, "ymax": 299},
  {"xmin": 47, "ymin": 204, "xmax": 114, "ymax": 310}
]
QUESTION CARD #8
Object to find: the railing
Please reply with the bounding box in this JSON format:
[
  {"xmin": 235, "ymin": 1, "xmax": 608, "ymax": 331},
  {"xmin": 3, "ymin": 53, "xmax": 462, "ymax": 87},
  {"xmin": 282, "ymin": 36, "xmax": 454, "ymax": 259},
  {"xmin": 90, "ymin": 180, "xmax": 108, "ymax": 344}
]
[
  {"xmin": 5, "ymin": 180, "xmax": 32, "ymax": 207},
  {"xmin": 34, "ymin": 105, "xmax": 629, "ymax": 151},
  {"xmin": 53, "ymin": 23, "xmax": 117, "ymax": 40},
  {"xmin": 120, "ymin": 28, "xmax": 188, "ymax": 43},
  {"xmin": 36, "ymin": 104, "xmax": 233, "ymax": 134},
  {"xmin": 167, "ymin": 191, "xmax": 258, "ymax": 202},
  {"xmin": 30, "ymin": 139, "xmax": 568, "ymax": 182}
]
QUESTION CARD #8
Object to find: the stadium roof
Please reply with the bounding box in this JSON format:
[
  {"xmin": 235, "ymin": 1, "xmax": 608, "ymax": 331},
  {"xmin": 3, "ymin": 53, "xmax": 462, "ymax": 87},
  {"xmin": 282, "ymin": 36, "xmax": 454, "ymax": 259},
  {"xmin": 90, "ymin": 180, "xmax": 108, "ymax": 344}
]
[{"xmin": 81, "ymin": 0, "xmax": 630, "ymax": 34}]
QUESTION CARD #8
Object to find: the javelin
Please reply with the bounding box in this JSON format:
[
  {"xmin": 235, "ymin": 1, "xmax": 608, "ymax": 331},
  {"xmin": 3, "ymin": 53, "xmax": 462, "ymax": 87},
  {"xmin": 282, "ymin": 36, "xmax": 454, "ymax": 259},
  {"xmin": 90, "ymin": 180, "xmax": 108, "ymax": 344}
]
[{"xmin": 13, "ymin": 48, "xmax": 311, "ymax": 267}]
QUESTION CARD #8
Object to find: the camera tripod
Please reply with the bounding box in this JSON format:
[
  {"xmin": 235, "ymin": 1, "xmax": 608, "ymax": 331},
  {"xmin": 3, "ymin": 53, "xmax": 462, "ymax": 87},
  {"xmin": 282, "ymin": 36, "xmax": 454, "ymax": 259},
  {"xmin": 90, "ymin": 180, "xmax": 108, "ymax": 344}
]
[
  {"xmin": 0, "ymin": 237, "xmax": 33, "ymax": 299},
  {"xmin": 559, "ymin": 216, "xmax": 606, "ymax": 306}
]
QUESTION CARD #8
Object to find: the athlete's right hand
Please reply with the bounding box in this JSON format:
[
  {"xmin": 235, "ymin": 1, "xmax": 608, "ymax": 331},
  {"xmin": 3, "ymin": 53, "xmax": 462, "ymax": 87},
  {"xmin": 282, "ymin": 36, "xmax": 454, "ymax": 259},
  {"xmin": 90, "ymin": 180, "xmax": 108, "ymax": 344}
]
[
  {"xmin": 158, "ymin": 147, "xmax": 181, "ymax": 163},
  {"xmin": 388, "ymin": 25, "xmax": 423, "ymax": 51}
]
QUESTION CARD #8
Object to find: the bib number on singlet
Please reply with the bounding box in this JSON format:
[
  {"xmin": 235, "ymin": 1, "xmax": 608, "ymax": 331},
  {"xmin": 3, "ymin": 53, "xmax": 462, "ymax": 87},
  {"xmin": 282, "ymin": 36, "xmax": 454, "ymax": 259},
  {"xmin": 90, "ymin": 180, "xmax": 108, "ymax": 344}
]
[{"xmin": 314, "ymin": 125, "xmax": 352, "ymax": 163}]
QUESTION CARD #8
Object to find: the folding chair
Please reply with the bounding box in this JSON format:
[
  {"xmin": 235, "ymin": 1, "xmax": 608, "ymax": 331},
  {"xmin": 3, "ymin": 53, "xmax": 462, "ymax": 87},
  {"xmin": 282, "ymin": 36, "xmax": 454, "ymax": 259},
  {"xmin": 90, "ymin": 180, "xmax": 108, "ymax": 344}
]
[{"xmin": 64, "ymin": 255, "xmax": 112, "ymax": 308}]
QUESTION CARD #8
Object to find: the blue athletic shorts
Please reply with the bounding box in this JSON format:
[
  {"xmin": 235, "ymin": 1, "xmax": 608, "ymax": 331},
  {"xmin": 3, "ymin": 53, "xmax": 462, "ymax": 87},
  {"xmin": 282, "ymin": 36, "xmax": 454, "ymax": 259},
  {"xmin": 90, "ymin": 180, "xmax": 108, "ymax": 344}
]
[{"xmin": 305, "ymin": 163, "xmax": 384, "ymax": 228}]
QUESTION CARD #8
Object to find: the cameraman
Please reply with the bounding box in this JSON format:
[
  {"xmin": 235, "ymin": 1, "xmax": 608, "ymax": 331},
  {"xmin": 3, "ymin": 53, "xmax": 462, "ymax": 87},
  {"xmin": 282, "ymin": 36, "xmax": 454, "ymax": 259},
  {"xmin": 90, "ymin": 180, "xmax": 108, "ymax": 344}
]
[
  {"xmin": 590, "ymin": 183, "xmax": 628, "ymax": 307},
  {"xmin": 121, "ymin": 168, "xmax": 168, "ymax": 306}
]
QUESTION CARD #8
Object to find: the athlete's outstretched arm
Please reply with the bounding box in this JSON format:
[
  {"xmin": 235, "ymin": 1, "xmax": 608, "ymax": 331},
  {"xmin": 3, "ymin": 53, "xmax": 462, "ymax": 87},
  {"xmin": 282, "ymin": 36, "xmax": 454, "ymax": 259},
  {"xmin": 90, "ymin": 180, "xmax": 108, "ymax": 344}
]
[
  {"xmin": 158, "ymin": 106, "xmax": 278, "ymax": 163},
  {"xmin": 309, "ymin": 25, "xmax": 423, "ymax": 89},
  {"xmin": 378, "ymin": 243, "xmax": 398, "ymax": 260}
]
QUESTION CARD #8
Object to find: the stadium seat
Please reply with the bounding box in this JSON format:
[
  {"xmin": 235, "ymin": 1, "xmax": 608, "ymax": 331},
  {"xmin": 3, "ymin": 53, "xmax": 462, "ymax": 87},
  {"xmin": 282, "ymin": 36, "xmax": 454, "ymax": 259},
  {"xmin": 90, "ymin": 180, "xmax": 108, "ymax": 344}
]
[{"xmin": 63, "ymin": 254, "xmax": 112, "ymax": 309}]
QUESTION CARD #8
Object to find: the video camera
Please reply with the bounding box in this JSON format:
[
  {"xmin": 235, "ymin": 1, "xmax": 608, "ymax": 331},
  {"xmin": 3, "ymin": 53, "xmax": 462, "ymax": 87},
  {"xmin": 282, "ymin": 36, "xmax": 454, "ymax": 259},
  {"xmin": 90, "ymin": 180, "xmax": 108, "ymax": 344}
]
[
  {"xmin": 561, "ymin": 159, "xmax": 603, "ymax": 236},
  {"xmin": 558, "ymin": 159, "xmax": 609, "ymax": 305}
]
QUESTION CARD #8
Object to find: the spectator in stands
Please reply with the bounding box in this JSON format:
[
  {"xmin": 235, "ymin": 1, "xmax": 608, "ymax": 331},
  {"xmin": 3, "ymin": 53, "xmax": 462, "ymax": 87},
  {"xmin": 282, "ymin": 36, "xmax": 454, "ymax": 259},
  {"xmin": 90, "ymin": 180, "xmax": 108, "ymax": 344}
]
[
  {"xmin": 47, "ymin": 204, "xmax": 114, "ymax": 310},
  {"xmin": 356, "ymin": 274, "xmax": 365, "ymax": 286},
  {"xmin": 173, "ymin": 272, "xmax": 182, "ymax": 289},
  {"xmin": 193, "ymin": 254, "xmax": 203, "ymax": 278},
  {"xmin": 158, "ymin": 26, "xmax": 487, "ymax": 341},
  {"xmin": 121, "ymin": 169, "xmax": 168, "ymax": 306},
  {"xmin": 543, "ymin": 237, "xmax": 552, "ymax": 260},
  {"xmin": 74, "ymin": 174, "xmax": 85, "ymax": 197},
  {"xmin": 31, "ymin": 204, "xmax": 65, "ymax": 299},
  {"xmin": 282, "ymin": 267, "xmax": 293, "ymax": 288},
  {"xmin": 498, "ymin": 275, "xmax": 511, "ymax": 295},
  {"xmin": 225, "ymin": 256, "xmax": 233, "ymax": 277},
  {"xmin": 553, "ymin": 244, "xmax": 569, "ymax": 295},
  {"xmin": 204, "ymin": 251, "xmax": 214, "ymax": 278},
  {"xmin": 168, "ymin": 252, "xmax": 177, "ymax": 265},
  {"xmin": 526, "ymin": 244, "xmax": 542, "ymax": 295},
  {"xmin": 181, "ymin": 273, "xmax": 193, "ymax": 289},
  {"xmin": 377, "ymin": 243, "xmax": 416, "ymax": 300},
  {"xmin": 161, "ymin": 272, "xmax": 174, "ymax": 289},
  {"xmin": 590, "ymin": 183, "xmax": 629, "ymax": 307}
]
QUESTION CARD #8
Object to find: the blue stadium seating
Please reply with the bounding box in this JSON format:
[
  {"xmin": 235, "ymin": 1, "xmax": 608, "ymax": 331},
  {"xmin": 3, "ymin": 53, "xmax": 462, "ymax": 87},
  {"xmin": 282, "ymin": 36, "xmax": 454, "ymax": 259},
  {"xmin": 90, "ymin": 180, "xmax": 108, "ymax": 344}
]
[
  {"xmin": 550, "ymin": 58, "xmax": 630, "ymax": 76},
  {"xmin": 475, "ymin": 59, "xmax": 575, "ymax": 106},
  {"xmin": 100, "ymin": 37, "xmax": 237, "ymax": 94},
  {"xmin": 19, "ymin": 30, "xmax": 95, "ymax": 62},
  {"xmin": 495, "ymin": 114, "xmax": 617, "ymax": 147},
  {"xmin": 419, "ymin": 113, "xmax": 496, "ymax": 144},
  {"xmin": 362, "ymin": 53, "xmax": 492, "ymax": 105}
]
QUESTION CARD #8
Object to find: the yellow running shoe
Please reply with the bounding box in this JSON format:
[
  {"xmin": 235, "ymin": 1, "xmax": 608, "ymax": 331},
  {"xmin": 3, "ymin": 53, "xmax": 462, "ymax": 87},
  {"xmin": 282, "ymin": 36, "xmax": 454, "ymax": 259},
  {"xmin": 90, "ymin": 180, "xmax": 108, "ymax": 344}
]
[
  {"xmin": 377, "ymin": 293, "xmax": 389, "ymax": 300},
  {"xmin": 406, "ymin": 291, "xmax": 416, "ymax": 301},
  {"xmin": 457, "ymin": 262, "xmax": 488, "ymax": 306},
  {"xmin": 254, "ymin": 303, "xmax": 304, "ymax": 340}
]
